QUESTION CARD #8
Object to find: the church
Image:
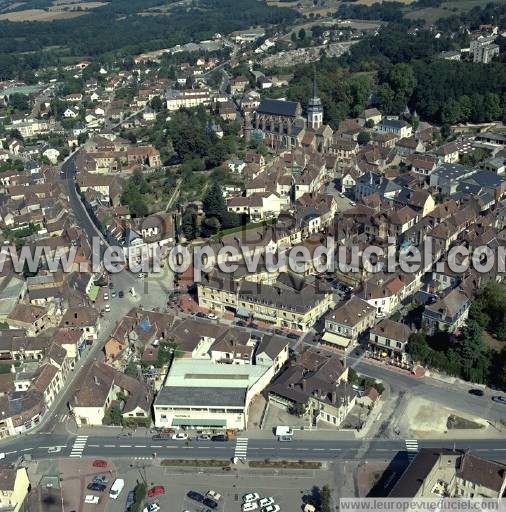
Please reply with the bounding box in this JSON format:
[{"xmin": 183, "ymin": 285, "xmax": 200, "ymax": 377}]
[{"xmin": 250, "ymin": 77, "xmax": 333, "ymax": 152}]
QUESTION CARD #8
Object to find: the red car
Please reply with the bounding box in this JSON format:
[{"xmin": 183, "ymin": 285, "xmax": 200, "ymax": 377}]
[
  {"xmin": 92, "ymin": 459, "xmax": 108, "ymax": 468},
  {"xmin": 147, "ymin": 486, "xmax": 165, "ymax": 497}
]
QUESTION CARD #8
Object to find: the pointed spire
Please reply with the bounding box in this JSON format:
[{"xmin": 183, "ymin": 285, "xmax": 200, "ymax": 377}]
[{"xmin": 312, "ymin": 65, "xmax": 317, "ymax": 99}]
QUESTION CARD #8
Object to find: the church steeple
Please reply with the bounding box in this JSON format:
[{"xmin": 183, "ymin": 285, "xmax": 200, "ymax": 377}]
[{"xmin": 307, "ymin": 68, "xmax": 323, "ymax": 130}]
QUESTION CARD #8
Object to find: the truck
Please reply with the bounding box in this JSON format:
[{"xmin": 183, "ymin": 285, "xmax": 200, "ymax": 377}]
[
  {"xmin": 275, "ymin": 426, "xmax": 293, "ymax": 439},
  {"xmin": 109, "ymin": 479, "xmax": 125, "ymax": 500}
]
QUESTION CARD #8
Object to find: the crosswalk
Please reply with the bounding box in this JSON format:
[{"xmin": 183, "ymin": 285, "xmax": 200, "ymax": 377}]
[
  {"xmin": 70, "ymin": 435, "xmax": 88, "ymax": 458},
  {"xmin": 234, "ymin": 437, "xmax": 249, "ymax": 460},
  {"xmin": 405, "ymin": 439, "xmax": 419, "ymax": 462}
]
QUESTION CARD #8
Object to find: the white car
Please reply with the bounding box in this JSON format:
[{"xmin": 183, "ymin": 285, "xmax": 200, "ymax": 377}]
[
  {"xmin": 104, "ymin": 304, "xmax": 111, "ymax": 313},
  {"xmin": 138, "ymin": 273, "xmax": 146, "ymax": 279},
  {"xmin": 259, "ymin": 498, "xmax": 275, "ymax": 508},
  {"xmin": 142, "ymin": 504, "xmax": 160, "ymax": 512},
  {"xmin": 171, "ymin": 432, "xmax": 188, "ymax": 440},
  {"xmin": 104, "ymin": 293, "xmax": 109, "ymax": 300},
  {"xmin": 47, "ymin": 446, "xmax": 61, "ymax": 453},
  {"xmin": 243, "ymin": 503, "xmax": 258, "ymax": 512},
  {"xmin": 261, "ymin": 505, "xmax": 280, "ymax": 512},
  {"xmin": 243, "ymin": 493, "xmax": 260, "ymax": 504},
  {"xmin": 84, "ymin": 495, "xmax": 100, "ymax": 504},
  {"xmin": 207, "ymin": 313, "xmax": 217, "ymax": 320},
  {"xmin": 206, "ymin": 490, "xmax": 221, "ymax": 501}
]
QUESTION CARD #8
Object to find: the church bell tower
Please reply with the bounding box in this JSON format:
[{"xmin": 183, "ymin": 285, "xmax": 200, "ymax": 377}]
[{"xmin": 307, "ymin": 71, "xmax": 323, "ymax": 130}]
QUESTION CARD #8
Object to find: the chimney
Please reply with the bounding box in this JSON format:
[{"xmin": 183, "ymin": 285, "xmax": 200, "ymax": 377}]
[
  {"xmin": 302, "ymin": 378, "xmax": 307, "ymax": 391},
  {"xmin": 331, "ymin": 391, "xmax": 337, "ymax": 403}
]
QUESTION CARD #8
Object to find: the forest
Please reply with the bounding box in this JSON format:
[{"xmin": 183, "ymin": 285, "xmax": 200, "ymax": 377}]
[{"xmin": 0, "ymin": 0, "xmax": 298, "ymax": 80}]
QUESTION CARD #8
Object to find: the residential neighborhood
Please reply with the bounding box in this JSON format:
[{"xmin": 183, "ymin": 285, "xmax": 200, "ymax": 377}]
[{"xmin": 0, "ymin": 0, "xmax": 505, "ymax": 510}]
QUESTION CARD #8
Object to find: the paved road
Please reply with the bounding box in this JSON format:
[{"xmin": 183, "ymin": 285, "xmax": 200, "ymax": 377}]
[{"xmin": 2, "ymin": 434, "xmax": 506, "ymax": 464}]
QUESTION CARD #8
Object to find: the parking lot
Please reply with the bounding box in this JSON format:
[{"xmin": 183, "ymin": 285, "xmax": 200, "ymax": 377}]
[{"xmin": 104, "ymin": 462, "xmax": 334, "ymax": 512}]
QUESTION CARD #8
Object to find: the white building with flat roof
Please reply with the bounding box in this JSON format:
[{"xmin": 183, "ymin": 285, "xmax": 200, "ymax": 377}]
[{"xmin": 153, "ymin": 338, "xmax": 288, "ymax": 430}]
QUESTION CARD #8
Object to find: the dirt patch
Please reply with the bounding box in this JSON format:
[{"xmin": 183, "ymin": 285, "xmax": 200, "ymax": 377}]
[
  {"xmin": 447, "ymin": 414, "xmax": 484, "ymax": 430},
  {"xmin": 0, "ymin": 8, "xmax": 85, "ymax": 20},
  {"xmin": 398, "ymin": 396, "xmax": 488, "ymax": 437},
  {"xmin": 0, "ymin": 2, "xmax": 106, "ymax": 21}
]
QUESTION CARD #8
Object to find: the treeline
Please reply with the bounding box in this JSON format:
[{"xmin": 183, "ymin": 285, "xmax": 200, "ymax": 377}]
[
  {"xmin": 0, "ymin": 0, "xmax": 298, "ymax": 79},
  {"xmin": 436, "ymin": 3, "xmax": 506, "ymax": 33},
  {"xmin": 469, "ymin": 282, "xmax": 506, "ymax": 342},
  {"xmin": 408, "ymin": 322, "xmax": 506, "ymax": 388},
  {"xmin": 338, "ymin": 22, "xmax": 506, "ymax": 125},
  {"xmin": 270, "ymin": 59, "xmax": 373, "ymax": 128}
]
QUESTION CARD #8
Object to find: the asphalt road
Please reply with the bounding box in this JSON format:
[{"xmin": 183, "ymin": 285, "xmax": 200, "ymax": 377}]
[{"xmin": 2, "ymin": 434, "xmax": 506, "ymax": 464}]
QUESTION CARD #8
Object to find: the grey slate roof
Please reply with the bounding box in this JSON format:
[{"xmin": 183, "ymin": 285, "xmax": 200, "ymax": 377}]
[
  {"xmin": 257, "ymin": 99, "xmax": 299, "ymax": 117},
  {"xmin": 155, "ymin": 386, "xmax": 246, "ymax": 407}
]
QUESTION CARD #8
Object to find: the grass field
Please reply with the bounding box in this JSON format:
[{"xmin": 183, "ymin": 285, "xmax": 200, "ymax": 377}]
[
  {"xmin": 405, "ymin": 0, "xmax": 502, "ymax": 23},
  {"xmin": 0, "ymin": 0, "xmax": 106, "ymax": 21}
]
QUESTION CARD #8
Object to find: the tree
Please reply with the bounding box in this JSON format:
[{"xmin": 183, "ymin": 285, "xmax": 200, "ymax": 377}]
[
  {"xmin": 298, "ymin": 28, "xmax": 306, "ymax": 40},
  {"xmin": 203, "ymin": 181, "xmax": 226, "ymax": 220},
  {"xmin": 357, "ymin": 131, "xmax": 371, "ymax": 146},
  {"xmin": 320, "ymin": 486, "xmax": 332, "ymax": 512},
  {"xmin": 288, "ymin": 402, "xmax": 306, "ymax": 417},
  {"xmin": 458, "ymin": 321, "xmax": 489, "ymax": 384}
]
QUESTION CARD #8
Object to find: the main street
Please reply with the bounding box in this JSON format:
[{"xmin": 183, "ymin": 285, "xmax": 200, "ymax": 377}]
[{"xmin": 2, "ymin": 434, "xmax": 506, "ymax": 464}]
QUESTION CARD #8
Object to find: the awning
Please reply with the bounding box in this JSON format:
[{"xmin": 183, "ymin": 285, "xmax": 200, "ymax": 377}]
[
  {"xmin": 322, "ymin": 332, "xmax": 351, "ymax": 348},
  {"xmin": 235, "ymin": 307, "xmax": 250, "ymax": 318},
  {"xmin": 88, "ymin": 285, "xmax": 100, "ymax": 302},
  {"xmin": 172, "ymin": 418, "xmax": 226, "ymax": 427}
]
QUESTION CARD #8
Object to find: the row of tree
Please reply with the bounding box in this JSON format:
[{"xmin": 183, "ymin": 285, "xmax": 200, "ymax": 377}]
[{"xmin": 408, "ymin": 320, "xmax": 506, "ymax": 388}]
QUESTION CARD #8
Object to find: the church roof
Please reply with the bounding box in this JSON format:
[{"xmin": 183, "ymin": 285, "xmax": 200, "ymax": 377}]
[{"xmin": 257, "ymin": 99, "xmax": 299, "ymax": 117}]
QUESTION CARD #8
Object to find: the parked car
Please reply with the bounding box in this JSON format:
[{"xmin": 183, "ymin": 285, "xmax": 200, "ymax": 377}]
[
  {"xmin": 468, "ymin": 388, "xmax": 484, "ymax": 397},
  {"xmin": 92, "ymin": 460, "xmax": 107, "ymax": 468},
  {"xmin": 138, "ymin": 273, "xmax": 147, "ymax": 279},
  {"xmin": 125, "ymin": 491, "xmax": 135, "ymax": 511},
  {"xmin": 187, "ymin": 490, "xmax": 204, "ymax": 503},
  {"xmin": 207, "ymin": 313, "xmax": 217, "ymax": 320},
  {"xmin": 211, "ymin": 434, "xmax": 228, "ymax": 442},
  {"xmin": 147, "ymin": 486, "xmax": 165, "ymax": 497},
  {"xmin": 235, "ymin": 320, "xmax": 247, "ymax": 327},
  {"xmin": 197, "ymin": 434, "xmax": 211, "ymax": 441},
  {"xmin": 287, "ymin": 333, "xmax": 299, "ymax": 340},
  {"xmin": 203, "ymin": 497, "xmax": 218, "ymax": 509},
  {"xmin": 243, "ymin": 503, "xmax": 258, "ymax": 512},
  {"xmin": 93, "ymin": 475, "xmax": 109, "ymax": 485},
  {"xmin": 84, "ymin": 495, "xmax": 100, "ymax": 504},
  {"xmin": 278, "ymin": 435, "xmax": 292, "ymax": 442},
  {"xmin": 152, "ymin": 433, "xmax": 171, "ymax": 440},
  {"xmin": 111, "ymin": 291, "xmax": 117, "ymax": 298},
  {"xmin": 206, "ymin": 490, "xmax": 221, "ymax": 501},
  {"xmin": 248, "ymin": 323, "xmax": 258, "ymax": 330},
  {"xmin": 261, "ymin": 505, "xmax": 280, "ymax": 512},
  {"xmin": 118, "ymin": 290, "xmax": 124, "ymax": 298},
  {"xmin": 196, "ymin": 312, "xmax": 206, "ymax": 318},
  {"xmin": 259, "ymin": 498, "xmax": 275, "ymax": 508},
  {"xmin": 104, "ymin": 304, "xmax": 111, "ymax": 313},
  {"xmin": 87, "ymin": 483, "xmax": 106, "ymax": 492},
  {"xmin": 492, "ymin": 395, "xmax": 506, "ymax": 405},
  {"xmin": 142, "ymin": 503, "xmax": 160, "ymax": 512},
  {"xmin": 104, "ymin": 293, "xmax": 109, "ymax": 300},
  {"xmin": 109, "ymin": 479, "xmax": 125, "ymax": 500},
  {"xmin": 108, "ymin": 282, "xmax": 114, "ymax": 289},
  {"xmin": 243, "ymin": 493, "xmax": 261, "ymax": 504},
  {"xmin": 171, "ymin": 432, "xmax": 188, "ymax": 441}
]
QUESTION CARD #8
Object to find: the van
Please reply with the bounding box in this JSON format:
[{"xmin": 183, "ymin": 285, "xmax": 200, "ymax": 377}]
[{"xmin": 109, "ymin": 479, "xmax": 125, "ymax": 500}]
